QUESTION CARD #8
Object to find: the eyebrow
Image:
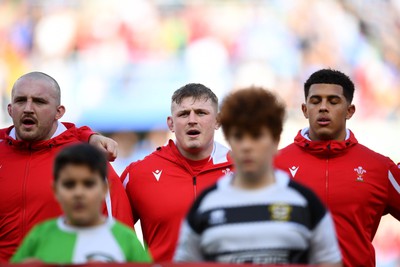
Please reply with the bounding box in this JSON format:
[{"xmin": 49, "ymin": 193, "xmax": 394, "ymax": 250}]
[
  {"xmin": 309, "ymin": 94, "xmax": 342, "ymax": 99},
  {"xmin": 177, "ymin": 108, "xmax": 209, "ymax": 114},
  {"xmin": 32, "ymin": 96, "xmax": 48, "ymax": 102},
  {"xmin": 13, "ymin": 96, "xmax": 48, "ymax": 102}
]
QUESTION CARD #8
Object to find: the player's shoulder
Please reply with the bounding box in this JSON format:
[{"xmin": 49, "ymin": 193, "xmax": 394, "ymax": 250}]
[
  {"xmin": 287, "ymin": 179, "xmax": 327, "ymax": 229},
  {"xmin": 288, "ymin": 179, "xmax": 321, "ymax": 202},
  {"xmin": 275, "ymin": 143, "xmax": 301, "ymax": 163},
  {"xmin": 125, "ymin": 149, "xmax": 165, "ymax": 171},
  {"xmin": 110, "ymin": 220, "xmax": 143, "ymax": 247},
  {"xmin": 29, "ymin": 218, "xmax": 59, "ymax": 236},
  {"xmin": 187, "ymin": 180, "xmax": 222, "ymax": 216},
  {"xmin": 277, "ymin": 142, "xmax": 300, "ymax": 155},
  {"xmin": 112, "ymin": 220, "xmax": 136, "ymax": 234},
  {"xmin": 355, "ymin": 143, "xmax": 394, "ymax": 165}
]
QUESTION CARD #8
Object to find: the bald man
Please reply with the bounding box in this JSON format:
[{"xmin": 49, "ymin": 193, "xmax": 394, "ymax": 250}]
[{"xmin": 0, "ymin": 72, "xmax": 133, "ymax": 262}]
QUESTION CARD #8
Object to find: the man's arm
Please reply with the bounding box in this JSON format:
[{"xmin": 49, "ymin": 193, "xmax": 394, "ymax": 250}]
[
  {"xmin": 89, "ymin": 134, "xmax": 118, "ymax": 162},
  {"xmin": 76, "ymin": 126, "xmax": 118, "ymax": 161}
]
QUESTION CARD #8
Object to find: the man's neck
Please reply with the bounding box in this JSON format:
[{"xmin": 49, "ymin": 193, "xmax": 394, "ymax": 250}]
[
  {"xmin": 302, "ymin": 127, "xmax": 350, "ymax": 141},
  {"xmin": 50, "ymin": 121, "xmax": 67, "ymax": 138},
  {"xmin": 177, "ymin": 142, "xmax": 214, "ymax": 161}
]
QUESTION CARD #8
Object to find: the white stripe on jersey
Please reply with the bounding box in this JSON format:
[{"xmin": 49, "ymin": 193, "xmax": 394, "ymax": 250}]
[
  {"xmin": 105, "ymin": 179, "xmax": 112, "ymax": 218},
  {"xmin": 388, "ymin": 170, "xmax": 400, "ymax": 194},
  {"xmin": 122, "ymin": 173, "xmax": 130, "ymax": 189}
]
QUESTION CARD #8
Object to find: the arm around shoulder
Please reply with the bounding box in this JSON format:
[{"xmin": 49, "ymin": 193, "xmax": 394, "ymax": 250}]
[
  {"xmin": 75, "ymin": 125, "xmax": 118, "ymax": 161},
  {"xmin": 89, "ymin": 134, "xmax": 118, "ymax": 162}
]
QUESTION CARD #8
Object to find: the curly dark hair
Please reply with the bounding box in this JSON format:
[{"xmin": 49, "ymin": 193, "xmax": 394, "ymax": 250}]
[
  {"xmin": 219, "ymin": 87, "xmax": 285, "ymax": 141},
  {"xmin": 304, "ymin": 69, "xmax": 355, "ymax": 103}
]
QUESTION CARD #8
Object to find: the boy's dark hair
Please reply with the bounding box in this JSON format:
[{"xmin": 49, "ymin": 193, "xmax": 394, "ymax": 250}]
[
  {"xmin": 219, "ymin": 87, "xmax": 285, "ymax": 141},
  {"xmin": 54, "ymin": 143, "xmax": 108, "ymax": 181},
  {"xmin": 304, "ymin": 69, "xmax": 355, "ymax": 103},
  {"xmin": 171, "ymin": 83, "xmax": 218, "ymax": 111}
]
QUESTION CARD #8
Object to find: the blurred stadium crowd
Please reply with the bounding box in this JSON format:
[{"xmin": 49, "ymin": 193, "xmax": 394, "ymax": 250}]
[
  {"xmin": 0, "ymin": 0, "xmax": 400, "ymax": 266},
  {"xmin": 1, "ymin": 0, "xmax": 400, "ymax": 125}
]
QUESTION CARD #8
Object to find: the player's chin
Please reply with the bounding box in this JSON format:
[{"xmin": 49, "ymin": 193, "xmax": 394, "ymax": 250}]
[
  {"xmin": 240, "ymin": 166, "xmax": 259, "ymax": 178},
  {"xmin": 185, "ymin": 139, "xmax": 202, "ymax": 149},
  {"xmin": 17, "ymin": 131, "xmax": 37, "ymax": 141},
  {"xmin": 315, "ymin": 129, "xmax": 336, "ymax": 140},
  {"xmin": 72, "ymin": 217, "xmax": 96, "ymax": 227},
  {"xmin": 69, "ymin": 211, "xmax": 95, "ymax": 225}
]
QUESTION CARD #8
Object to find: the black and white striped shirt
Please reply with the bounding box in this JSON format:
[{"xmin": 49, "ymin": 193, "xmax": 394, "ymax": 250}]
[{"xmin": 174, "ymin": 169, "xmax": 341, "ymax": 264}]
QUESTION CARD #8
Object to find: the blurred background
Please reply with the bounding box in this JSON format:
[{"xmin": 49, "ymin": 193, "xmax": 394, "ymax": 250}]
[{"xmin": 1, "ymin": 0, "xmax": 399, "ymax": 265}]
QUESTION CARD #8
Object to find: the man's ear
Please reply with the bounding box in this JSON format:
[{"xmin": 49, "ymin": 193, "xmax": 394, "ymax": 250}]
[
  {"xmin": 346, "ymin": 104, "xmax": 356, "ymax": 120},
  {"xmin": 215, "ymin": 112, "xmax": 221, "ymax": 130},
  {"xmin": 7, "ymin": 104, "xmax": 12, "ymax": 117},
  {"xmin": 214, "ymin": 118, "xmax": 220, "ymax": 130},
  {"xmin": 301, "ymin": 103, "xmax": 308, "ymax": 119},
  {"xmin": 167, "ymin": 116, "xmax": 174, "ymax": 132},
  {"xmin": 55, "ymin": 105, "xmax": 66, "ymax": 120}
]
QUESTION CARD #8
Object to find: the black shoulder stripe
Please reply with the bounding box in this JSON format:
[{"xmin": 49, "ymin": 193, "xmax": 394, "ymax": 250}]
[
  {"xmin": 187, "ymin": 183, "xmax": 218, "ymax": 234},
  {"xmin": 288, "ymin": 180, "xmax": 326, "ymax": 230}
]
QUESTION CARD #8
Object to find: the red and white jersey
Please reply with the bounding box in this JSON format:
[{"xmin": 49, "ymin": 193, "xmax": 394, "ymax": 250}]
[
  {"xmin": 121, "ymin": 139, "xmax": 233, "ymax": 262},
  {"xmin": 274, "ymin": 128, "xmax": 400, "ymax": 267}
]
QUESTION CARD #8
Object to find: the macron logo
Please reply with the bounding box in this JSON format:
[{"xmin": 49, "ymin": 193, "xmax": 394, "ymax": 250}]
[
  {"xmin": 289, "ymin": 166, "xmax": 299, "ymax": 178},
  {"xmin": 152, "ymin": 170, "xmax": 163, "ymax": 181}
]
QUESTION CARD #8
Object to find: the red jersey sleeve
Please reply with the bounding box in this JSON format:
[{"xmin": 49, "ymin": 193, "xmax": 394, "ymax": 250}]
[
  {"xmin": 387, "ymin": 161, "xmax": 400, "ymax": 220},
  {"xmin": 76, "ymin": 126, "xmax": 96, "ymax": 142}
]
